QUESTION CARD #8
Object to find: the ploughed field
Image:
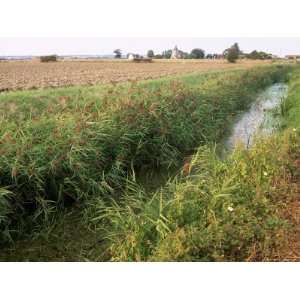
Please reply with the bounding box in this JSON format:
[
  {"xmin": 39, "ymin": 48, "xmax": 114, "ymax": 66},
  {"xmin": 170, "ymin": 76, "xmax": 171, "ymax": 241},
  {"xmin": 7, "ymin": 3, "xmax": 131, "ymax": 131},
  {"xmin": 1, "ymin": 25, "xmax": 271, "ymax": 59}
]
[{"xmin": 0, "ymin": 59, "xmax": 272, "ymax": 91}]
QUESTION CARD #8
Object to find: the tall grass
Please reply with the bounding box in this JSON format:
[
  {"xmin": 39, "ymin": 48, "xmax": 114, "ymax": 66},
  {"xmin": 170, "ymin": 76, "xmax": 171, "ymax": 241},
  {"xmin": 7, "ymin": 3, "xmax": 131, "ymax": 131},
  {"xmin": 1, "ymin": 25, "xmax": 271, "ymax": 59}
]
[
  {"xmin": 0, "ymin": 65, "xmax": 293, "ymax": 243},
  {"xmin": 91, "ymin": 130, "xmax": 299, "ymax": 261},
  {"xmin": 280, "ymin": 68, "xmax": 300, "ymax": 129}
]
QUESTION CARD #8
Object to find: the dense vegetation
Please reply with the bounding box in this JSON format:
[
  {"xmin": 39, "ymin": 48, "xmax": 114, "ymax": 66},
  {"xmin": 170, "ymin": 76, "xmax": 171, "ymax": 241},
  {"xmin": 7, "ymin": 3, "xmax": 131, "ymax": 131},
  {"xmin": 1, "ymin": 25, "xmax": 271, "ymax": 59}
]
[
  {"xmin": 0, "ymin": 64, "xmax": 296, "ymax": 260},
  {"xmin": 281, "ymin": 68, "xmax": 300, "ymax": 129},
  {"xmin": 40, "ymin": 55, "xmax": 57, "ymax": 63},
  {"xmin": 90, "ymin": 66, "xmax": 300, "ymax": 261},
  {"xmin": 246, "ymin": 50, "xmax": 273, "ymax": 60},
  {"xmin": 94, "ymin": 131, "xmax": 299, "ymax": 261},
  {"xmin": 147, "ymin": 43, "xmax": 275, "ymax": 61},
  {"xmin": 224, "ymin": 43, "xmax": 241, "ymax": 63}
]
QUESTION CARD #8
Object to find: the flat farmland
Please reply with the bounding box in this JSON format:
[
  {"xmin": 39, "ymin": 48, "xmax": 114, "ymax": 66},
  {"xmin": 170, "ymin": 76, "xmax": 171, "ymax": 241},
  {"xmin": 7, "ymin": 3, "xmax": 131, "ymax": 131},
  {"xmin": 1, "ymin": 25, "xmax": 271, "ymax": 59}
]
[{"xmin": 0, "ymin": 59, "xmax": 272, "ymax": 91}]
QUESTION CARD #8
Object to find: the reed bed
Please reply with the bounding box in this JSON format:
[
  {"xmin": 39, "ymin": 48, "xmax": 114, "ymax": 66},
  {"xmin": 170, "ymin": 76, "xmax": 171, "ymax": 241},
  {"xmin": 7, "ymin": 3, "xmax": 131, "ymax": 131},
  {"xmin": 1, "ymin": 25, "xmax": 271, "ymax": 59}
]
[
  {"xmin": 92, "ymin": 130, "xmax": 300, "ymax": 261},
  {"xmin": 0, "ymin": 65, "xmax": 292, "ymax": 243}
]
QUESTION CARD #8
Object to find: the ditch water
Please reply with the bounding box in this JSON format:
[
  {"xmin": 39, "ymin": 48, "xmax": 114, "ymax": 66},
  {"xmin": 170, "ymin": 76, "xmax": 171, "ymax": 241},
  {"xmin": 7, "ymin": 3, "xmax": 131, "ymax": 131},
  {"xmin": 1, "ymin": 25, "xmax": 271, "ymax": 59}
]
[{"xmin": 226, "ymin": 83, "xmax": 288, "ymax": 150}]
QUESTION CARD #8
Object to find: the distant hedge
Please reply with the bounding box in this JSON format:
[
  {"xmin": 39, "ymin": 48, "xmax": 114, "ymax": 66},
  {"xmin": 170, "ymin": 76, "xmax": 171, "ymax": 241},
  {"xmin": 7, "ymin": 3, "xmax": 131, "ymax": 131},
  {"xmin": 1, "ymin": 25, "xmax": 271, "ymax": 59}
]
[{"xmin": 40, "ymin": 55, "xmax": 57, "ymax": 62}]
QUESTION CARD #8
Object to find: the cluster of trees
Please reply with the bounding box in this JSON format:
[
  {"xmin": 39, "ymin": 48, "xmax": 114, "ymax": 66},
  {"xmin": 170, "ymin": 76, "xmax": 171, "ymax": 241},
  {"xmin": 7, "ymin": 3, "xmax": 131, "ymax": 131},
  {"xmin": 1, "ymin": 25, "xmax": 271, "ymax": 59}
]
[
  {"xmin": 113, "ymin": 48, "xmax": 206, "ymax": 59},
  {"xmin": 146, "ymin": 48, "xmax": 205, "ymax": 59},
  {"xmin": 223, "ymin": 43, "xmax": 241, "ymax": 63},
  {"xmin": 114, "ymin": 43, "xmax": 275, "ymax": 63},
  {"xmin": 113, "ymin": 49, "xmax": 122, "ymax": 59},
  {"xmin": 223, "ymin": 43, "xmax": 274, "ymax": 62},
  {"xmin": 246, "ymin": 50, "xmax": 273, "ymax": 60}
]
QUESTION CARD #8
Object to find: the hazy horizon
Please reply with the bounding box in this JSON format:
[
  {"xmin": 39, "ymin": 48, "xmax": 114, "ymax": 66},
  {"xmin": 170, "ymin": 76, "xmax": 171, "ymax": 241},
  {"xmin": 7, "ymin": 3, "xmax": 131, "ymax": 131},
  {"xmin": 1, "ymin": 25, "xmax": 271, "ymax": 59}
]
[{"xmin": 1, "ymin": 37, "xmax": 300, "ymax": 57}]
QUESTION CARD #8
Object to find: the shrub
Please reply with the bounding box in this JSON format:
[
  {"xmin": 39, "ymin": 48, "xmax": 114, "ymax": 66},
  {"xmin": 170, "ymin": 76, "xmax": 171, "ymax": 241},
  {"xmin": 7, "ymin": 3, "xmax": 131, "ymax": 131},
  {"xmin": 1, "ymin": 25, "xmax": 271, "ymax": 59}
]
[
  {"xmin": 226, "ymin": 47, "xmax": 239, "ymax": 63},
  {"xmin": 162, "ymin": 50, "xmax": 172, "ymax": 59},
  {"xmin": 190, "ymin": 48, "xmax": 205, "ymax": 59},
  {"xmin": 147, "ymin": 50, "xmax": 154, "ymax": 58},
  {"xmin": 113, "ymin": 49, "xmax": 122, "ymax": 59},
  {"xmin": 224, "ymin": 43, "xmax": 241, "ymax": 63},
  {"xmin": 247, "ymin": 50, "xmax": 273, "ymax": 60},
  {"xmin": 40, "ymin": 55, "xmax": 57, "ymax": 63}
]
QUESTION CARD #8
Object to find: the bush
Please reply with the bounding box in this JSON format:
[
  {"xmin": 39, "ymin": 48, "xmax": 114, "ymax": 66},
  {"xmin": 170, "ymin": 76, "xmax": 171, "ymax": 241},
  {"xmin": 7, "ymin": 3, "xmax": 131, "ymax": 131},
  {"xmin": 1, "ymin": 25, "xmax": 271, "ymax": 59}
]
[
  {"xmin": 147, "ymin": 50, "xmax": 154, "ymax": 58},
  {"xmin": 113, "ymin": 49, "xmax": 122, "ymax": 59},
  {"xmin": 162, "ymin": 50, "xmax": 172, "ymax": 59},
  {"xmin": 190, "ymin": 48, "xmax": 205, "ymax": 59},
  {"xmin": 227, "ymin": 47, "xmax": 239, "ymax": 63},
  {"xmin": 40, "ymin": 55, "xmax": 57, "ymax": 63},
  {"xmin": 247, "ymin": 50, "xmax": 273, "ymax": 60}
]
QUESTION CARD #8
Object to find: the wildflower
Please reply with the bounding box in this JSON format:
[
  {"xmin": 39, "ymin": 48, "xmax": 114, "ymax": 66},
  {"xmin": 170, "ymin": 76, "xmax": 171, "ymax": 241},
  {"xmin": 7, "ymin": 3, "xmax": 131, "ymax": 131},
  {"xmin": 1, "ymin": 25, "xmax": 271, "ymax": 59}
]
[
  {"xmin": 263, "ymin": 171, "xmax": 268, "ymax": 176},
  {"xmin": 228, "ymin": 206, "xmax": 234, "ymax": 212},
  {"xmin": 293, "ymin": 128, "xmax": 297, "ymax": 132}
]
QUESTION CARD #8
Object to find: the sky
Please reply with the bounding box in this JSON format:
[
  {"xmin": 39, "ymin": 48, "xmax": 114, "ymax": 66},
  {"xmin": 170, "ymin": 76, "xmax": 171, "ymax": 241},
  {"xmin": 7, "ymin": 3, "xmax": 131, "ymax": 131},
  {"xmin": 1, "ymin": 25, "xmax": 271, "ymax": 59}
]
[
  {"xmin": 0, "ymin": 38, "xmax": 300, "ymax": 57},
  {"xmin": 1, "ymin": 0, "xmax": 300, "ymax": 57}
]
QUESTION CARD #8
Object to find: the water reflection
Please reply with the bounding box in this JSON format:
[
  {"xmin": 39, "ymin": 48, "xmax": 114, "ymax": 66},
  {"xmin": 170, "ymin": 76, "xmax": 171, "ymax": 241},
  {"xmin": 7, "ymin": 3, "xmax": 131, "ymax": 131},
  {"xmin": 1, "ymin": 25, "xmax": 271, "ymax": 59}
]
[{"xmin": 226, "ymin": 83, "xmax": 288, "ymax": 149}]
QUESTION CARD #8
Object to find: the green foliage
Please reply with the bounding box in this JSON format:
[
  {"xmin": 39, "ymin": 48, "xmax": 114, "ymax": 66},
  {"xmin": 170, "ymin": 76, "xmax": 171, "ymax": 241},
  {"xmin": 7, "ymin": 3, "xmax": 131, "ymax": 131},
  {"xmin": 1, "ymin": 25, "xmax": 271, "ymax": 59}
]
[
  {"xmin": 0, "ymin": 65, "xmax": 292, "ymax": 242},
  {"xmin": 147, "ymin": 50, "xmax": 154, "ymax": 58},
  {"xmin": 162, "ymin": 49, "xmax": 172, "ymax": 59},
  {"xmin": 93, "ymin": 131, "xmax": 297, "ymax": 261},
  {"xmin": 40, "ymin": 55, "xmax": 57, "ymax": 63},
  {"xmin": 279, "ymin": 69, "xmax": 300, "ymax": 129},
  {"xmin": 113, "ymin": 49, "xmax": 122, "ymax": 59},
  {"xmin": 224, "ymin": 43, "xmax": 242, "ymax": 63},
  {"xmin": 0, "ymin": 188, "xmax": 13, "ymax": 243},
  {"xmin": 247, "ymin": 50, "xmax": 273, "ymax": 60},
  {"xmin": 190, "ymin": 48, "xmax": 205, "ymax": 59},
  {"xmin": 232, "ymin": 43, "xmax": 241, "ymax": 54},
  {"xmin": 226, "ymin": 47, "xmax": 239, "ymax": 63}
]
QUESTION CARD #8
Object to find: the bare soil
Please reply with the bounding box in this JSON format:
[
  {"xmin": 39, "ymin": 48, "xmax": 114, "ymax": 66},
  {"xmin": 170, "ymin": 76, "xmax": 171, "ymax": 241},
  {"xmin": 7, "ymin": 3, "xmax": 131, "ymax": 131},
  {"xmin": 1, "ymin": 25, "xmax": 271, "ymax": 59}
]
[
  {"xmin": 0, "ymin": 59, "xmax": 271, "ymax": 91},
  {"xmin": 273, "ymin": 200, "xmax": 300, "ymax": 261}
]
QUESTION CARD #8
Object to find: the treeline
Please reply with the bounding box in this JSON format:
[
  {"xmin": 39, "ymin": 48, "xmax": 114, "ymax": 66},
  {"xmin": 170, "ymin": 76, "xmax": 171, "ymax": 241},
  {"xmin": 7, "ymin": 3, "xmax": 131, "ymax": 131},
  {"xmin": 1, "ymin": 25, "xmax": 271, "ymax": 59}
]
[
  {"xmin": 144, "ymin": 43, "xmax": 275, "ymax": 62},
  {"xmin": 150, "ymin": 48, "xmax": 206, "ymax": 59}
]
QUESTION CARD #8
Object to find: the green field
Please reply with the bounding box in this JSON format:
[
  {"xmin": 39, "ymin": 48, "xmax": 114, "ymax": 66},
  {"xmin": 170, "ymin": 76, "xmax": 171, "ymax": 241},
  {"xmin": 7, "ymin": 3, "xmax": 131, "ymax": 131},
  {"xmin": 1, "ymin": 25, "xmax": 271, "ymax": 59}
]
[{"xmin": 1, "ymin": 64, "xmax": 300, "ymax": 261}]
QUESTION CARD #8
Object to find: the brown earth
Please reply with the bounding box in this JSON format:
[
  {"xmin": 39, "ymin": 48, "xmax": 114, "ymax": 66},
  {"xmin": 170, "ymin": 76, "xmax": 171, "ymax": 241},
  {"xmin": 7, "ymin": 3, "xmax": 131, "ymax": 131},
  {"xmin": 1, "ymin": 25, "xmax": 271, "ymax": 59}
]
[
  {"xmin": 272, "ymin": 200, "xmax": 300, "ymax": 261},
  {"xmin": 268, "ymin": 157, "xmax": 300, "ymax": 262},
  {"xmin": 0, "ymin": 59, "xmax": 272, "ymax": 91}
]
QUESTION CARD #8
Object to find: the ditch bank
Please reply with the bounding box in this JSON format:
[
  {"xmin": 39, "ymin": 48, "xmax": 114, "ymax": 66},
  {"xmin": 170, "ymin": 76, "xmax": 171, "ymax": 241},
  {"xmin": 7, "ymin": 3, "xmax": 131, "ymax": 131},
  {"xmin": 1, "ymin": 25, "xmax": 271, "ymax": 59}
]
[
  {"xmin": 89, "ymin": 70, "xmax": 300, "ymax": 262},
  {"xmin": 0, "ymin": 65, "xmax": 294, "ymax": 248}
]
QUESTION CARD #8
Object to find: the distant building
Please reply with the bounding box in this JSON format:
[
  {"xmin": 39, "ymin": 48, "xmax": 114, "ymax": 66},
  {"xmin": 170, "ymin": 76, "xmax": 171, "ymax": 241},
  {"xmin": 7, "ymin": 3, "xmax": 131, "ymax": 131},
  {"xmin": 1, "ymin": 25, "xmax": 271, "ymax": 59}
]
[
  {"xmin": 285, "ymin": 55, "xmax": 300, "ymax": 60},
  {"xmin": 206, "ymin": 53, "xmax": 224, "ymax": 59},
  {"xmin": 127, "ymin": 53, "xmax": 142, "ymax": 60},
  {"xmin": 171, "ymin": 46, "xmax": 183, "ymax": 59},
  {"xmin": 127, "ymin": 53, "xmax": 135, "ymax": 60}
]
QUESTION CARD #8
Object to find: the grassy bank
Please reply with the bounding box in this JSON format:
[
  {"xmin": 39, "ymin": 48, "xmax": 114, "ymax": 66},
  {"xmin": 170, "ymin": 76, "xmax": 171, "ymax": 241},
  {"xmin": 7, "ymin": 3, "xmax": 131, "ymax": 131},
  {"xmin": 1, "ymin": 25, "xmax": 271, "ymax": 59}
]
[
  {"xmin": 93, "ymin": 132, "xmax": 300, "ymax": 261},
  {"xmin": 281, "ymin": 68, "xmax": 300, "ymax": 129},
  {"xmin": 90, "ymin": 68, "xmax": 300, "ymax": 261},
  {"xmin": 0, "ymin": 65, "xmax": 293, "ymax": 245}
]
